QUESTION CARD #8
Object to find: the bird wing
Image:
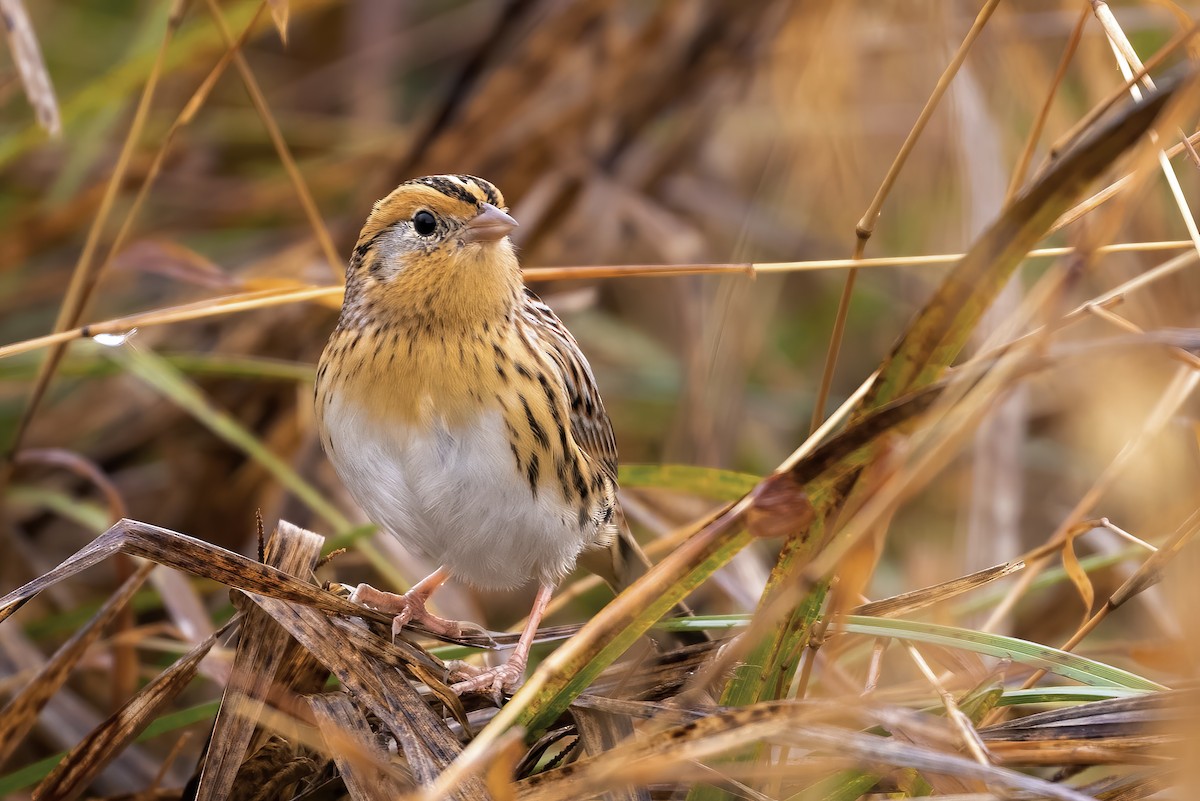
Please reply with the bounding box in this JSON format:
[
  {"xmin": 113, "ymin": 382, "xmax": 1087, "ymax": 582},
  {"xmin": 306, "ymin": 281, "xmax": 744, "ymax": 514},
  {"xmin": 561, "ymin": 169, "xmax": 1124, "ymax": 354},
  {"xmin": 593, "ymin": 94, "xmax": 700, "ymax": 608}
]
[
  {"xmin": 521, "ymin": 289, "xmax": 619, "ymax": 483},
  {"xmin": 523, "ymin": 292, "xmax": 707, "ymax": 645}
]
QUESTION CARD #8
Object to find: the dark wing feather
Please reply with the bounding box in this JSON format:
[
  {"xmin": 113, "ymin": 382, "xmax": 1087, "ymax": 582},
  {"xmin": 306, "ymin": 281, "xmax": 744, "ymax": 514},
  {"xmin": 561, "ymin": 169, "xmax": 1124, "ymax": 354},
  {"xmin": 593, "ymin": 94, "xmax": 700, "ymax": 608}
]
[
  {"xmin": 524, "ymin": 291, "xmax": 708, "ymax": 645},
  {"xmin": 520, "ymin": 289, "xmax": 619, "ymax": 483}
]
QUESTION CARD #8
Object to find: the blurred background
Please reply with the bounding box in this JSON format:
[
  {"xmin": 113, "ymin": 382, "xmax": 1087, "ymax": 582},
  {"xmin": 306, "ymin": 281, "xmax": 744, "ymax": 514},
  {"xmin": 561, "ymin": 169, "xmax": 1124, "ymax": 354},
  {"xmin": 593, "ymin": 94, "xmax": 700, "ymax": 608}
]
[{"xmin": 2, "ymin": 0, "xmax": 1200, "ymax": 784}]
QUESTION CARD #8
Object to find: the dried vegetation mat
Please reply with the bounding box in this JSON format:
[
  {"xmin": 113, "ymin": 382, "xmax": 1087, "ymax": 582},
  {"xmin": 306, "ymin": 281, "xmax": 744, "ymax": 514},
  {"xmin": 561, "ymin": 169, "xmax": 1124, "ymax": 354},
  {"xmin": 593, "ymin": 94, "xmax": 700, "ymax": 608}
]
[{"xmin": 0, "ymin": 506, "xmax": 1188, "ymax": 801}]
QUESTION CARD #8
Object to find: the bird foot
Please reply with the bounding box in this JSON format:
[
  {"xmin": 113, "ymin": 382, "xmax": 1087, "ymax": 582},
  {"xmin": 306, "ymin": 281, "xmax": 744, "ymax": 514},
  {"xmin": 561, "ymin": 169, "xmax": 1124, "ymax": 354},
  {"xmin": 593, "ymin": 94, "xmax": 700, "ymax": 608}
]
[
  {"xmin": 349, "ymin": 582, "xmax": 465, "ymax": 640},
  {"xmin": 448, "ymin": 659, "xmax": 526, "ymax": 697}
]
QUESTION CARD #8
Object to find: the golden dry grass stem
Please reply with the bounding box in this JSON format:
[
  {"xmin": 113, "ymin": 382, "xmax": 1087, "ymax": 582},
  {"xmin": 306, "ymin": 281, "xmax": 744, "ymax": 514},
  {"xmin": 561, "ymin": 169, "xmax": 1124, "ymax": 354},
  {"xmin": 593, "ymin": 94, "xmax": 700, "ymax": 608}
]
[
  {"xmin": 982, "ymin": 304, "xmax": 1200, "ymax": 696},
  {"xmin": 2, "ymin": 0, "xmax": 188, "ymax": 467},
  {"xmin": 0, "ymin": 239, "xmax": 1194, "ymax": 363},
  {"xmin": 981, "ymin": 298, "xmax": 1199, "ymax": 638},
  {"xmin": 853, "ymin": 0, "xmax": 1001, "ymax": 244},
  {"xmin": 529, "ymin": 239, "xmax": 1194, "ymax": 278},
  {"xmin": 810, "ymin": 269, "xmax": 859, "ymax": 436},
  {"xmin": 95, "ymin": 0, "xmax": 267, "ymax": 350},
  {"xmin": 804, "ymin": 317, "xmax": 1050, "ymax": 587},
  {"xmin": 1093, "ymin": 518, "xmax": 1157, "ymax": 553},
  {"xmin": 201, "ymin": 0, "xmax": 342, "ymax": 281},
  {"xmin": 1046, "ymin": 19, "xmax": 1200, "ymax": 158},
  {"xmin": 977, "ymin": 509, "xmax": 1200, "ymax": 732},
  {"xmin": 902, "ymin": 642, "xmax": 991, "ymax": 767},
  {"xmin": 980, "ymin": 365, "xmax": 1200, "ymax": 635},
  {"xmin": 1005, "ymin": 4, "xmax": 1089, "ymax": 202},
  {"xmin": 806, "ymin": 0, "xmax": 1002, "ymax": 435},
  {"xmin": 1054, "ymin": 125, "xmax": 1200, "ymax": 232},
  {"xmin": 0, "ymin": 285, "xmax": 339, "ymax": 360},
  {"xmin": 1093, "ymin": 2, "xmax": 1159, "ymax": 92},
  {"xmin": 1095, "ymin": 9, "xmax": 1200, "ymax": 252}
]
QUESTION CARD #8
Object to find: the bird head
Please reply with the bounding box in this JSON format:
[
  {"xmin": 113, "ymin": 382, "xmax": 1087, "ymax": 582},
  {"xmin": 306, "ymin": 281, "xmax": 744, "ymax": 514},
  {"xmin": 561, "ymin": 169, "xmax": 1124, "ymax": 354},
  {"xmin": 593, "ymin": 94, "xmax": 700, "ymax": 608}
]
[{"xmin": 344, "ymin": 175, "xmax": 521, "ymax": 323}]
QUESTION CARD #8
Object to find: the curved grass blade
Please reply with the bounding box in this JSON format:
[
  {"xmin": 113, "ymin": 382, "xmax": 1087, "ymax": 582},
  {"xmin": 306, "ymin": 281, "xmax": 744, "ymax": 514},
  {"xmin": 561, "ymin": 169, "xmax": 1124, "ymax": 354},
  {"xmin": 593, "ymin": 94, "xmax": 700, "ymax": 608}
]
[
  {"xmin": 835, "ymin": 616, "xmax": 1165, "ymax": 691},
  {"xmin": 662, "ymin": 614, "xmax": 1164, "ymax": 691},
  {"xmin": 103, "ymin": 342, "xmax": 410, "ymax": 589},
  {"xmin": 107, "ymin": 342, "xmax": 348, "ymax": 530}
]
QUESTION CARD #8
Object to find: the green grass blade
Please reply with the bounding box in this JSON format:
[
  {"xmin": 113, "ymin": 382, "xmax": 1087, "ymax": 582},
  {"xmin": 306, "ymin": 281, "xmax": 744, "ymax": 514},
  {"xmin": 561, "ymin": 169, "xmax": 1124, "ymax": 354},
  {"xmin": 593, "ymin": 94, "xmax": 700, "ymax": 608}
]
[
  {"xmin": 5, "ymin": 485, "xmax": 110, "ymax": 533},
  {"xmin": 106, "ymin": 342, "xmax": 349, "ymax": 531},
  {"xmin": 788, "ymin": 769, "xmax": 880, "ymax": 801},
  {"xmin": 618, "ymin": 463, "xmax": 760, "ymax": 501},
  {"xmin": 836, "ymin": 616, "xmax": 1166, "ymax": 690},
  {"xmin": 666, "ymin": 614, "xmax": 1165, "ymax": 690},
  {"xmin": 103, "ymin": 342, "xmax": 413, "ymax": 589},
  {"xmin": 0, "ymin": 699, "xmax": 220, "ymax": 794},
  {"xmin": 996, "ymin": 686, "xmax": 1151, "ymax": 706}
]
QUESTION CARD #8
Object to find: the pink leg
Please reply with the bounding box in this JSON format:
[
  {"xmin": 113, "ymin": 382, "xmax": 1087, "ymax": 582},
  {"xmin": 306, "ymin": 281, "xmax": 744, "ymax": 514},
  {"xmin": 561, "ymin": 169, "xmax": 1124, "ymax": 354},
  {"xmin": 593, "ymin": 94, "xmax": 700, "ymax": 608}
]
[
  {"xmin": 450, "ymin": 582, "xmax": 554, "ymax": 696},
  {"xmin": 350, "ymin": 566, "xmax": 463, "ymax": 639}
]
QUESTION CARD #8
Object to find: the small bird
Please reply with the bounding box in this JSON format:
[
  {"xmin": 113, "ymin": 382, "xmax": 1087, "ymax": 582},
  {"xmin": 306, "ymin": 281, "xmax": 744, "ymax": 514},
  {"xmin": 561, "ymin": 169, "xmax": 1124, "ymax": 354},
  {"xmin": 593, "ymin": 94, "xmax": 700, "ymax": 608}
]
[{"xmin": 316, "ymin": 174, "xmax": 654, "ymax": 695}]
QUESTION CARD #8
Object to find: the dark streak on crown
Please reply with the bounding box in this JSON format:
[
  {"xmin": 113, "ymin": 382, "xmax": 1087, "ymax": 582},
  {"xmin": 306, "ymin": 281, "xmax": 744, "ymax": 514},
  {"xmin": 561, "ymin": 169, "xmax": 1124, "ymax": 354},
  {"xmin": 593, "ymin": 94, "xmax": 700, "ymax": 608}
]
[{"xmin": 408, "ymin": 175, "xmax": 502, "ymax": 208}]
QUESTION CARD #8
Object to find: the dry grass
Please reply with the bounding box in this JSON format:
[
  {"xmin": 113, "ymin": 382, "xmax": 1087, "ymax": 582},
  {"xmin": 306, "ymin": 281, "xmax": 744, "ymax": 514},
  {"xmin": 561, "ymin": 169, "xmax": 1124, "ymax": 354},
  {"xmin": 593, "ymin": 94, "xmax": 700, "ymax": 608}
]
[{"xmin": 2, "ymin": 1, "xmax": 1200, "ymax": 799}]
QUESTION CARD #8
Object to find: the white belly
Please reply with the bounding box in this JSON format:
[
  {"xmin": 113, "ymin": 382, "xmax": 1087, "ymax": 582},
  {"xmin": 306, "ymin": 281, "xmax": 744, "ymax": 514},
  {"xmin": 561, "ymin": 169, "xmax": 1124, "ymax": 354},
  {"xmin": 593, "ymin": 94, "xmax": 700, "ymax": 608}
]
[{"xmin": 321, "ymin": 397, "xmax": 588, "ymax": 590}]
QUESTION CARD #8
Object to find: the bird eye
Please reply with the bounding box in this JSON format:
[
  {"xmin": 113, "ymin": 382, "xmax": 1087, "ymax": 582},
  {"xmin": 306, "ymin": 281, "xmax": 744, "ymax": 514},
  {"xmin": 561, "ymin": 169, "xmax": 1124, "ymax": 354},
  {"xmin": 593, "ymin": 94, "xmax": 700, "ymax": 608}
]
[{"xmin": 412, "ymin": 210, "xmax": 437, "ymax": 236}]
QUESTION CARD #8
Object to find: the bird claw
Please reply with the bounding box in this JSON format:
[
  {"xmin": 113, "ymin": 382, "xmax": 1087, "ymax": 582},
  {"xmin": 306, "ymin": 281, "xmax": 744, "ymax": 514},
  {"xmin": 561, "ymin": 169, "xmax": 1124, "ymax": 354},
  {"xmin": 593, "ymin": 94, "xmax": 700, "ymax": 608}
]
[
  {"xmin": 349, "ymin": 582, "xmax": 465, "ymax": 640},
  {"xmin": 449, "ymin": 661, "xmax": 525, "ymax": 698}
]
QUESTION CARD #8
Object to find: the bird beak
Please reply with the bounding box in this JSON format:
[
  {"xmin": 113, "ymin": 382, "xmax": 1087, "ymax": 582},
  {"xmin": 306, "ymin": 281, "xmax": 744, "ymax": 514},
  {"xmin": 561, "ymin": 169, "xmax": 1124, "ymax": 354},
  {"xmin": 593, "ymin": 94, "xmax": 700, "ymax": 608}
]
[{"xmin": 462, "ymin": 203, "xmax": 518, "ymax": 243}]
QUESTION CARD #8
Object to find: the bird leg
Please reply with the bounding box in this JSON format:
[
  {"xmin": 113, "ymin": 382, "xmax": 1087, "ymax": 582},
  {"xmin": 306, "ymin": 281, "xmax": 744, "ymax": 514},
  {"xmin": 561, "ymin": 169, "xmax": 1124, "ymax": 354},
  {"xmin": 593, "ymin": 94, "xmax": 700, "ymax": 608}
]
[
  {"xmin": 450, "ymin": 582, "xmax": 554, "ymax": 696},
  {"xmin": 350, "ymin": 566, "xmax": 464, "ymax": 640}
]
